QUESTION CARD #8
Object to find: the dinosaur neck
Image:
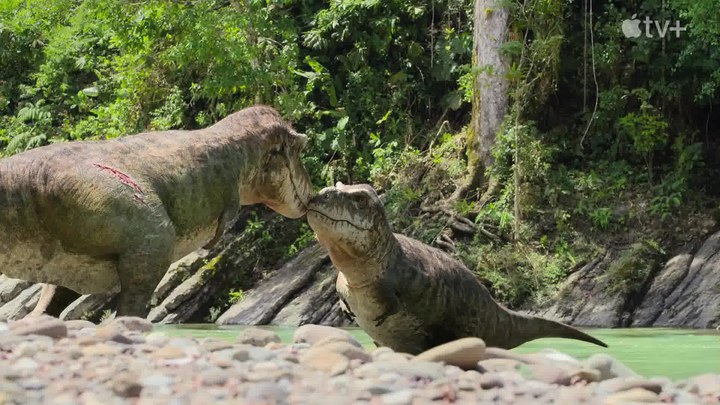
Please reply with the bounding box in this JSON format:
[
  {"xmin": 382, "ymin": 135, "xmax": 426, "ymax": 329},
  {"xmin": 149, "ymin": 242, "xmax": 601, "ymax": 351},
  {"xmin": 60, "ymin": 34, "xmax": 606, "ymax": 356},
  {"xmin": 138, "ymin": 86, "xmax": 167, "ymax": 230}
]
[{"xmin": 330, "ymin": 233, "xmax": 400, "ymax": 288}]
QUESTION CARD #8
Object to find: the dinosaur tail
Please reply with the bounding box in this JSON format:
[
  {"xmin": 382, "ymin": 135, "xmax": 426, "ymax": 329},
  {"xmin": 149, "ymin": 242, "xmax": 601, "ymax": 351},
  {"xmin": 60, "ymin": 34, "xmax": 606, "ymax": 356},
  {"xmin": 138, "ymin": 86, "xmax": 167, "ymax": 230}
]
[{"xmin": 500, "ymin": 308, "xmax": 608, "ymax": 349}]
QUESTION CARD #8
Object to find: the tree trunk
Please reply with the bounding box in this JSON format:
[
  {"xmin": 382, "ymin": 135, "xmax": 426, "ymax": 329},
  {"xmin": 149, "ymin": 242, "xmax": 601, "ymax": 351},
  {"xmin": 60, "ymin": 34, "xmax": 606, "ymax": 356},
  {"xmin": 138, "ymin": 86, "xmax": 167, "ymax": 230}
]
[{"xmin": 454, "ymin": 0, "xmax": 509, "ymax": 201}]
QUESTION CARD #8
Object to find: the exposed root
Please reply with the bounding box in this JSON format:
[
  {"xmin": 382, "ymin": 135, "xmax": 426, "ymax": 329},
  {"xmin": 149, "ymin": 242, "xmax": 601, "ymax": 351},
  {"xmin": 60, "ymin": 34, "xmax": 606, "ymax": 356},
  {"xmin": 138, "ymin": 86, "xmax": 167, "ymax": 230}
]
[{"xmin": 420, "ymin": 201, "xmax": 503, "ymax": 243}]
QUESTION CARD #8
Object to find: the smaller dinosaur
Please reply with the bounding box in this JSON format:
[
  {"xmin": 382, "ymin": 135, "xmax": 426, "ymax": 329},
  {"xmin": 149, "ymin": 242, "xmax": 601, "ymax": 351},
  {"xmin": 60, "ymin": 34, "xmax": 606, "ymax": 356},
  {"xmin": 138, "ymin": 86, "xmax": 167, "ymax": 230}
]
[{"xmin": 307, "ymin": 183, "xmax": 607, "ymax": 354}]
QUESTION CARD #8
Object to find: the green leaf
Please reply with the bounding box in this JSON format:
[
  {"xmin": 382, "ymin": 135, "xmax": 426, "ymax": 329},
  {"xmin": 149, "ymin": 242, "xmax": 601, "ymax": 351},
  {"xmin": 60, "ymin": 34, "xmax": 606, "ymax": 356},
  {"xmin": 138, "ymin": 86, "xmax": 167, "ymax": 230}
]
[
  {"xmin": 376, "ymin": 110, "xmax": 392, "ymax": 125},
  {"xmin": 336, "ymin": 116, "xmax": 349, "ymax": 130}
]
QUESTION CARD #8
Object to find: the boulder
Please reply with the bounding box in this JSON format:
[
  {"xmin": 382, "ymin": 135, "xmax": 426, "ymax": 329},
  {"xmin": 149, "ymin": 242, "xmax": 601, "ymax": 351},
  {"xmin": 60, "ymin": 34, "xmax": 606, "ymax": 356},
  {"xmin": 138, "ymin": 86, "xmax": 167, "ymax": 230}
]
[
  {"xmin": 530, "ymin": 251, "xmax": 625, "ymax": 326},
  {"xmin": 0, "ymin": 283, "xmax": 42, "ymax": 321},
  {"xmin": 631, "ymin": 254, "xmax": 692, "ymax": 326},
  {"xmin": 651, "ymin": 231, "xmax": 720, "ymax": 328},
  {"xmin": 216, "ymin": 244, "xmax": 328, "ymax": 325}
]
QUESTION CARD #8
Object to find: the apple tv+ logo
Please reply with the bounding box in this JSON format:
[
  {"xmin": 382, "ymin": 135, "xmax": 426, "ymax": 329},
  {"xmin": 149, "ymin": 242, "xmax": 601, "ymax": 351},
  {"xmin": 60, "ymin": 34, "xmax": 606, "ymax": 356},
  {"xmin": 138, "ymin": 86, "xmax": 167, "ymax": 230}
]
[{"xmin": 621, "ymin": 14, "xmax": 686, "ymax": 39}]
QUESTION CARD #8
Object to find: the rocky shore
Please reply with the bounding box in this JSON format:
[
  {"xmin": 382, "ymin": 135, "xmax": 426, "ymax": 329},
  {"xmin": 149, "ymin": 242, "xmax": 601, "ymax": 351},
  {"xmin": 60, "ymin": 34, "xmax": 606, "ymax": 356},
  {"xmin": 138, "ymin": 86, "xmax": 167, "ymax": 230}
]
[{"xmin": 0, "ymin": 316, "xmax": 718, "ymax": 405}]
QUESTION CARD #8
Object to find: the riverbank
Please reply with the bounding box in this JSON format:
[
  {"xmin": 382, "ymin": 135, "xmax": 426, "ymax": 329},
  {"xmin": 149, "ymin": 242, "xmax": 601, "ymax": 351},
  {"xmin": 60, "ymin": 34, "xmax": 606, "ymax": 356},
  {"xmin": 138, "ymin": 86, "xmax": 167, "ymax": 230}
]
[{"xmin": 0, "ymin": 316, "xmax": 718, "ymax": 404}]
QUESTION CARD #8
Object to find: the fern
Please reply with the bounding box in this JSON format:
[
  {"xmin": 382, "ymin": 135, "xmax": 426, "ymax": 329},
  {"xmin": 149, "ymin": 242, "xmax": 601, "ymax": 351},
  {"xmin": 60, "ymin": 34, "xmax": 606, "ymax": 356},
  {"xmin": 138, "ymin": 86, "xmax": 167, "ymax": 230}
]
[
  {"xmin": 16, "ymin": 102, "xmax": 51, "ymax": 125},
  {"xmin": 4, "ymin": 130, "xmax": 46, "ymax": 155}
]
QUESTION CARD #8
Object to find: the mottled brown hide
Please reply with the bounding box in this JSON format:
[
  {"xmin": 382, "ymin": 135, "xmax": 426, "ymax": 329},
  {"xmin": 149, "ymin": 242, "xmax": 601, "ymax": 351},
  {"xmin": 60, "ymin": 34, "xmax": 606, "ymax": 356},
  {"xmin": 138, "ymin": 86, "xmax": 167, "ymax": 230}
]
[{"xmin": 0, "ymin": 106, "xmax": 313, "ymax": 317}]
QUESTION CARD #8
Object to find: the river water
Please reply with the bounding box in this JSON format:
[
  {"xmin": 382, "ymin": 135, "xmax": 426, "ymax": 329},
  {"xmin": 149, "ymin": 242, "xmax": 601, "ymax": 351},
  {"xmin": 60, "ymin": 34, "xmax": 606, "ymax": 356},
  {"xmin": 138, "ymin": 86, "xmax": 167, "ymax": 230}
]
[{"xmin": 156, "ymin": 325, "xmax": 720, "ymax": 380}]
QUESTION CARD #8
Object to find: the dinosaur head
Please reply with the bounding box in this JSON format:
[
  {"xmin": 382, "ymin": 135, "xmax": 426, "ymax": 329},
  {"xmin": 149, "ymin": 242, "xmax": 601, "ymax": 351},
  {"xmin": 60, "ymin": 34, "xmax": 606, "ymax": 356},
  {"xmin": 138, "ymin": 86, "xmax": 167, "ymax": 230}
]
[
  {"xmin": 307, "ymin": 183, "xmax": 393, "ymax": 268},
  {"xmin": 227, "ymin": 107, "xmax": 313, "ymax": 219}
]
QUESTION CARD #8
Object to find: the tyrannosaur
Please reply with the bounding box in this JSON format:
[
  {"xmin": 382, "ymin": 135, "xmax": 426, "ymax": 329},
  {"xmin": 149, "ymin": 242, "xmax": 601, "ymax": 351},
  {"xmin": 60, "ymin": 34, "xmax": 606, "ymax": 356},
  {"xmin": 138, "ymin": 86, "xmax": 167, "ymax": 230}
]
[
  {"xmin": 1, "ymin": 106, "xmax": 313, "ymax": 317},
  {"xmin": 307, "ymin": 183, "xmax": 607, "ymax": 354}
]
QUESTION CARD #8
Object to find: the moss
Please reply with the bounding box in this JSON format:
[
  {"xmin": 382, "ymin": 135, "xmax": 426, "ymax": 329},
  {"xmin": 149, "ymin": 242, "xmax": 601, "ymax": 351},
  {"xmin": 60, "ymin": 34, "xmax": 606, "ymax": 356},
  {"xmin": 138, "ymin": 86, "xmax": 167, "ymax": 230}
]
[
  {"xmin": 602, "ymin": 241, "xmax": 664, "ymax": 296},
  {"xmin": 198, "ymin": 254, "xmax": 223, "ymax": 281}
]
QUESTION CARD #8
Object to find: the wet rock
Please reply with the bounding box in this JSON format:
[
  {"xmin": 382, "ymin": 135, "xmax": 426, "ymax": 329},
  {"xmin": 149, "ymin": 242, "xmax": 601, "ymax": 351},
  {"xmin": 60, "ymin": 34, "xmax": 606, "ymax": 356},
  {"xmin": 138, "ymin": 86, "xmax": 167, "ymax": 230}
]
[
  {"xmin": 236, "ymin": 327, "xmax": 281, "ymax": 347},
  {"xmin": 413, "ymin": 337, "xmax": 485, "ymax": 370}
]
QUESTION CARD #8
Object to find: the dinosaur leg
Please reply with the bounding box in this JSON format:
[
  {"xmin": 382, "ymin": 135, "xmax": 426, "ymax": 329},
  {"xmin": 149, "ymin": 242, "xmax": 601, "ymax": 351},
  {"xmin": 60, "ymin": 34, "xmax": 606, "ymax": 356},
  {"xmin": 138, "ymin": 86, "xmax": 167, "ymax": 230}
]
[
  {"xmin": 203, "ymin": 199, "xmax": 239, "ymax": 251},
  {"xmin": 373, "ymin": 281, "xmax": 400, "ymax": 327},
  {"xmin": 116, "ymin": 236, "xmax": 174, "ymax": 317},
  {"xmin": 29, "ymin": 284, "xmax": 57, "ymax": 317}
]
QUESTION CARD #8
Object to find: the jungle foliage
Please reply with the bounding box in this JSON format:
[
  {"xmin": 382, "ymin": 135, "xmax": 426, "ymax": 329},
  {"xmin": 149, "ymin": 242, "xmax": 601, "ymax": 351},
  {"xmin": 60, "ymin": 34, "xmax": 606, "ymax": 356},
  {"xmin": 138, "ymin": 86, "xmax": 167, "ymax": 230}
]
[{"xmin": 1, "ymin": 0, "xmax": 718, "ymax": 308}]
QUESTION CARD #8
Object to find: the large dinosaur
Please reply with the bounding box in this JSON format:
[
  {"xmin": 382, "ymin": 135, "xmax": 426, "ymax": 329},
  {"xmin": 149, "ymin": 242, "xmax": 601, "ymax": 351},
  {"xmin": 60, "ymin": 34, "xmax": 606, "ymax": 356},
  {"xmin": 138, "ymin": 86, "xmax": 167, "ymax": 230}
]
[
  {"xmin": 307, "ymin": 183, "xmax": 607, "ymax": 354},
  {"xmin": 0, "ymin": 106, "xmax": 313, "ymax": 317}
]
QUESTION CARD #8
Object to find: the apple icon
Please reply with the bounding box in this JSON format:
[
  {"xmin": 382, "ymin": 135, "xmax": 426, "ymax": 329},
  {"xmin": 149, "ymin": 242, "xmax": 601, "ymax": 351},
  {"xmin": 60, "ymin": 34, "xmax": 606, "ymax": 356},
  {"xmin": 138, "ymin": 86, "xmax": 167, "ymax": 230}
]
[{"xmin": 622, "ymin": 14, "xmax": 642, "ymax": 38}]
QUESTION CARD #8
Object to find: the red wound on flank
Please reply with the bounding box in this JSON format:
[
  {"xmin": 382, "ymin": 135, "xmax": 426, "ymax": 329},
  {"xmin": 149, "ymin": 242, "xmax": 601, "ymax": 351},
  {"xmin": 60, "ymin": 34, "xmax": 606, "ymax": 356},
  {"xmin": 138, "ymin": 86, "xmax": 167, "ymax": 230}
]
[{"xmin": 93, "ymin": 163, "xmax": 144, "ymax": 194}]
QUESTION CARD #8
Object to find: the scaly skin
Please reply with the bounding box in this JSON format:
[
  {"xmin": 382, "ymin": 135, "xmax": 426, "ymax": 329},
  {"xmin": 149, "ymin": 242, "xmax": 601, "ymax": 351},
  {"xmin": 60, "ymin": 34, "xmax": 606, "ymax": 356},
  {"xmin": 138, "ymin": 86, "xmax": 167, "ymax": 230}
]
[
  {"xmin": 307, "ymin": 183, "xmax": 607, "ymax": 354},
  {"xmin": 0, "ymin": 106, "xmax": 313, "ymax": 317}
]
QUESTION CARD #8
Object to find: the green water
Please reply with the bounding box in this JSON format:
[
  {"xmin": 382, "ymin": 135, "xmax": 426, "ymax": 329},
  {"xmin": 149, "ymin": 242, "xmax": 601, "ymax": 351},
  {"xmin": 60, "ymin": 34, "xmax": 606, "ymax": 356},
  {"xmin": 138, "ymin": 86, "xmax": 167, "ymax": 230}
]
[{"xmin": 155, "ymin": 325, "xmax": 720, "ymax": 380}]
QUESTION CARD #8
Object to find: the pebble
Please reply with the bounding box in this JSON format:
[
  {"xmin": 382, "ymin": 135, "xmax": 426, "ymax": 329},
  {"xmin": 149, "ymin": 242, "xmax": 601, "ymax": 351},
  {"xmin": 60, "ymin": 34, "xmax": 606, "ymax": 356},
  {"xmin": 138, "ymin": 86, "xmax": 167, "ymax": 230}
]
[
  {"xmin": 413, "ymin": 337, "xmax": 485, "ymax": 370},
  {"xmin": 477, "ymin": 358, "xmax": 523, "ymax": 373},
  {"xmin": 292, "ymin": 324, "xmax": 360, "ymax": 347},
  {"xmin": 10, "ymin": 317, "xmax": 67, "ymax": 339},
  {"xmin": 236, "ymin": 327, "xmax": 281, "ymax": 347},
  {"xmin": 0, "ymin": 317, "xmax": 715, "ymax": 404},
  {"xmin": 585, "ymin": 353, "xmax": 639, "ymax": 380},
  {"xmin": 528, "ymin": 362, "xmax": 600, "ymax": 385},
  {"xmin": 145, "ymin": 332, "xmax": 170, "ymax": 347},
  {"xmin": 318, "ymin": 340, "xmax": 372, "ymax": 363},
  {"xmin": 111, "ymin": 371, "xmax": 142, "ymax": 398},
  {"xmin": 596, "ymin": 377, "xmax": 663, "ymax": 395},
  {"xmin": 65, "ymin": 320, "xmax": 96, "ymax": 331},
  {"xmin": 109, "ymin": 316, "xmax": 153, "ymax": 333},
  {"xmin": 602, "ymin": 387, "xmax": 659, "ymax": 404},
  {"xmin": 95, "ymin": 324, "xmax": 134, "ymax": 344},
  {"xmin": 300, "ymin": 348, "xmax": 350, "ymax": 375},
  {"xmin": 380, "ymin": 388, "xmax": 414, "ymax": 405},
  {"xmin": 81, "ymin": 343, "xmax": 121, "ymax": 356}
]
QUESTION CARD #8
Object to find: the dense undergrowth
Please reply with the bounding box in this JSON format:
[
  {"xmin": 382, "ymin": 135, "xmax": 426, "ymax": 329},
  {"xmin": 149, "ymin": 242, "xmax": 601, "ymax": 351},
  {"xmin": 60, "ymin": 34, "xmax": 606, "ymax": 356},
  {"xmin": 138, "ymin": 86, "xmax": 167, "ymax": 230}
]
[{"xmin": 1, "ymin": 0, "xmax": 719, "ymax": 309}]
